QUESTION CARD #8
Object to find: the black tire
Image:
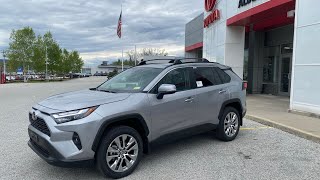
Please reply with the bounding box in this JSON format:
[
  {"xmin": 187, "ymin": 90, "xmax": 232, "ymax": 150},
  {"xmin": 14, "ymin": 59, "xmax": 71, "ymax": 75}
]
[
  {"xmin": 216, "ymin": 106, "xmax": 240, "ymax": 141},
  {"xmin": 96, "ymin": 126, "xmax": 143, "ymax": 179}
]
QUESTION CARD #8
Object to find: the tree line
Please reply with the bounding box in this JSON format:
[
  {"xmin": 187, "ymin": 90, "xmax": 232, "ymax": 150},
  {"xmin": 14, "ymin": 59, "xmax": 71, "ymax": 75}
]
[{"xmin": 5, "ymin": 27, "xmax": 83, "ymax": 78}]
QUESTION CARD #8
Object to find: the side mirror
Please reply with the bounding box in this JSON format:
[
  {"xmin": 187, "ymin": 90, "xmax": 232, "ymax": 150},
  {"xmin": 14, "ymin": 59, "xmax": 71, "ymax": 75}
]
[{"xmin": 157, "ymin": 84, "xmax": 177, "ymax": 99}]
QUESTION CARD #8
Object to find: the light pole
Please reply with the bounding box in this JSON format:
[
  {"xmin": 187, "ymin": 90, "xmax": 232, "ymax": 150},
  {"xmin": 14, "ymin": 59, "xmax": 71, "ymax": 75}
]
[{"xmin": 45, "ymin": 46, "xmax": 48, "ymax": 81}]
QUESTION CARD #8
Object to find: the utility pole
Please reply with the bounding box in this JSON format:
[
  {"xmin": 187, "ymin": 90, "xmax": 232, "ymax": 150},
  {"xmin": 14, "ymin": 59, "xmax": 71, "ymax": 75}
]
[{"xmin": 45, "ymin": 46, "xmax": 48, "ymax": 81}]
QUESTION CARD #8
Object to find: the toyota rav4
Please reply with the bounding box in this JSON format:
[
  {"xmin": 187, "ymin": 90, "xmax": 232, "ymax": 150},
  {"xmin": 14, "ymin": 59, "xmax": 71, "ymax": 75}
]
[{"xmin": 28, "ymin": 58, "xmax": 246, "ymax": 179}]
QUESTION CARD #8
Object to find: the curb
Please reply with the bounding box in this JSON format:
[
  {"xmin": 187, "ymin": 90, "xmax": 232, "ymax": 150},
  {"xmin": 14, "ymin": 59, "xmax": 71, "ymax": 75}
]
[{"xmin": 245, "ymin": 114, "xmax": 320, "ymax": 144}]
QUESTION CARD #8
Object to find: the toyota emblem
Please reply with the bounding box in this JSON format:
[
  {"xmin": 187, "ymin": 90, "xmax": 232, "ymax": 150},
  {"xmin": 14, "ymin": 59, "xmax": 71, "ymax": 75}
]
[{"xmin": 32, "ymin": 112, "xmax": 37, "ymax": 121}]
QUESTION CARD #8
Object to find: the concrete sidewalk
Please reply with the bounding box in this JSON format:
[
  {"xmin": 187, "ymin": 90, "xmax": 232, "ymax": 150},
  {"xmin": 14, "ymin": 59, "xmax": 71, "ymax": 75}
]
[{"xmin": 245, "ymin": 95, "xmax": 320, "ymax": 143}]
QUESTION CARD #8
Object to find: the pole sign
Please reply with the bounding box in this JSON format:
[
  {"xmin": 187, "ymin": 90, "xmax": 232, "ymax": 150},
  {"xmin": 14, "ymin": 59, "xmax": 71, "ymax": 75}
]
[
  {"xmin": 204, "ymin": 0, "xmax": 220, "ymax": 28},
  {"xmin": 238, "ymin": 0, "xmax": 257, "ymax": 8}
]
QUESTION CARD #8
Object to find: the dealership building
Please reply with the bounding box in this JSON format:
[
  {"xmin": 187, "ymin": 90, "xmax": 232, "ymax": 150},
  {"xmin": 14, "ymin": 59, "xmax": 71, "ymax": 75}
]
[{"xmin": 185, "ymin": 0, "xmax": 320, "ymax": 115}]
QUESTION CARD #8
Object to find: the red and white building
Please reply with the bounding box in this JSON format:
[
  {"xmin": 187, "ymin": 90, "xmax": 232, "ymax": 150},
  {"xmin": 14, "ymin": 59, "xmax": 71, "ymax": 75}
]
[{"xmin": 185, "ymin": 0, "xmax": 320, "ymax": 115}]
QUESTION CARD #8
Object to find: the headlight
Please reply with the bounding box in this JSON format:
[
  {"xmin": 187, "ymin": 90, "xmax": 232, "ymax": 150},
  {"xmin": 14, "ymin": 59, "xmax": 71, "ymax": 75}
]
[{"xmin": 51, "ymin": 106, "xmax": 98, "ymax": 124}]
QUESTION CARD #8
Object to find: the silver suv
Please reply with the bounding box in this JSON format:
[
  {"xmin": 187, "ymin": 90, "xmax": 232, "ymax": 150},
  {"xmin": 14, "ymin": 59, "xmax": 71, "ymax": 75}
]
[{"xmin": 28, "ymin": 58, "xmax": 246, "ymax": 179}]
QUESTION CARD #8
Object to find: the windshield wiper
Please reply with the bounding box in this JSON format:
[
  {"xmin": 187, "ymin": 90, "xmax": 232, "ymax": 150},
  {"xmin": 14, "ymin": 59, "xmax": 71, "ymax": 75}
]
[{"xmin": 98, "ymin": 89, "xmax": 117, "ymax": 93}]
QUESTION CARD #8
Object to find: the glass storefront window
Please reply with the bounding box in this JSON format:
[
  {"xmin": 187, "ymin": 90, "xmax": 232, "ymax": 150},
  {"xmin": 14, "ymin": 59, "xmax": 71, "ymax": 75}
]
[
  {"xmin": 263, "ymin": 46, "xmax": 280, "ymax": 83},
  {"xmin": 263, "ymin": 57, "xmax": 275, "ymax": 82}
]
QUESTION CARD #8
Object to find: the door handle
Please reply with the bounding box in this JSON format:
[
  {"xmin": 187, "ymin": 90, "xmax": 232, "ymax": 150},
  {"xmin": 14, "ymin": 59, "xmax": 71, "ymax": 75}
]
[
  {"xmin": 185, "ymin": 97, "xmax": 194, "ymax": 103},
  {"xmin": 219, "ymin": 89, "xmax": 227, "ymax": 94}
]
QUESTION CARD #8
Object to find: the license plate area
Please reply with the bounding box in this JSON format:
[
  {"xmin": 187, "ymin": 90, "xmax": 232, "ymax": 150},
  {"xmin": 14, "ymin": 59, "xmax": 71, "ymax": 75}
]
[{"xmin": 29, "ymin": 130, "xmax": 39, "ymax": 143}]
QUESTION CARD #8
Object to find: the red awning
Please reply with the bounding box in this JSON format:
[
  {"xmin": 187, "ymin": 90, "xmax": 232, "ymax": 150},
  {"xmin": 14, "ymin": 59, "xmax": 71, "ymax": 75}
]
[
  {"xmin": 185, "ymin": 42, "xmax": 203, "ymax": 52},
  {"xmin": 227, "ymin": 0, "xmax": 295, "ymax": 31}
]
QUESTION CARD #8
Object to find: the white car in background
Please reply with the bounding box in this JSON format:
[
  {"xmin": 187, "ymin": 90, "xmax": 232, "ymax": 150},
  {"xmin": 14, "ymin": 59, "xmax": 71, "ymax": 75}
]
[{"xmin": 6, "ymin": 76, "xmax": 16, "ymax": 81}]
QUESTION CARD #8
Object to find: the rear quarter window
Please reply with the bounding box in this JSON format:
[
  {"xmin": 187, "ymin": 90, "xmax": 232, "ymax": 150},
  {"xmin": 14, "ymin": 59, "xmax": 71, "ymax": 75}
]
[{"xmin": 214, "ymin": 68, "xmax": 231, "ymax": 84}]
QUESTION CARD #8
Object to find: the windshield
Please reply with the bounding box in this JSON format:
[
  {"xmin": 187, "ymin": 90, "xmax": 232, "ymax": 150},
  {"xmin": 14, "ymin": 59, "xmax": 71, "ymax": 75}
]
[{"xmin": 97, "ymin": 67, "xmax": 163, "ymax": 93}]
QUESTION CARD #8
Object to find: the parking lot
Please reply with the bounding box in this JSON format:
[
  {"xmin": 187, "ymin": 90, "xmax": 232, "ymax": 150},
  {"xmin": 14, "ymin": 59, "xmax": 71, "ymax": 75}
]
[{"xmin": 0, "ymin": 77, "xmax": 320, "ymax": 180}]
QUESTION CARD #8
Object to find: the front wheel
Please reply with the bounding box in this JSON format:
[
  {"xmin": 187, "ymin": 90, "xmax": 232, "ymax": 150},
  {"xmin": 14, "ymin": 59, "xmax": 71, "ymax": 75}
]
[
  {"xmin": 216, "ymin": 107, "xmax": 240, "ymax": 141},
  {"xmin": 96, "ymin": 126, "xmax": 143, "ymax": 179}
]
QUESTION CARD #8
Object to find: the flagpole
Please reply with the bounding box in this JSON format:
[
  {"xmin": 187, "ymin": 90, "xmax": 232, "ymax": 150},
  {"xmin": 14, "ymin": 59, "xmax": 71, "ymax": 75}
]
[
  {"xmin": 122, "ymin": 49, "xmax": 124, "ymax": 71},
  {"xmin": 134, "ymin": 45, "xmax": 137, "ymax": 66},
  {"xmin": 121, "ymin": 3, "xmax": 124, "ymax": 71}
]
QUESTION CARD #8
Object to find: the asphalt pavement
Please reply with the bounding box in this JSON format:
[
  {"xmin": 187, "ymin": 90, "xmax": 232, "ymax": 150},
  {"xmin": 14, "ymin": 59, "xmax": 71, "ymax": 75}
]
[{"xmin": 0, "ymin": 77, "xmax": 319, "ymax": 180}]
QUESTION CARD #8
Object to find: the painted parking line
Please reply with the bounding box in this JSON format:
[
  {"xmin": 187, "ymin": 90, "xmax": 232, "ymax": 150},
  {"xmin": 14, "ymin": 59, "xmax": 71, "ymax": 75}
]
[{"xmin": 240, "ymin": 126, "xmax": 273, "ymax": 130}]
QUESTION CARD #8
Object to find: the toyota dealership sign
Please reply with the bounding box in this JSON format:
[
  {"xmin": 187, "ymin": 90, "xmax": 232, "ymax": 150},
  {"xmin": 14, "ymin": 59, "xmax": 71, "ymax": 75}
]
[{"xmin": 204, "ymin": 0, "xmax": 220, "ymax": 28}]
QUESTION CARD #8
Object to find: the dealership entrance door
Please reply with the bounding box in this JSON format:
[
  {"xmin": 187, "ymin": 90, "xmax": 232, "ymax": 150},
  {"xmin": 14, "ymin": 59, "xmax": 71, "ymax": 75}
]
[{"xmin": 243, "ymin": 25, "xmax": 294, "ymax": 96}]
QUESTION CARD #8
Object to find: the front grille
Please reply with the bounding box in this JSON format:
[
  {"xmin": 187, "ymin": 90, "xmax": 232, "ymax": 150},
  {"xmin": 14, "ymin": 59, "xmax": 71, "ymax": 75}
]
[{"xmin": 29, "ymin": 113, "xmax": 51, "ymax": 137}]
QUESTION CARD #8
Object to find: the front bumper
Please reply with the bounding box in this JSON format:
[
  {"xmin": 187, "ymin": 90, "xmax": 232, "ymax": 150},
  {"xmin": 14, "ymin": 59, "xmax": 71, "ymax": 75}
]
[
  {"xmin": 27, "ymin": 106, "xmax": 103, "ymax": 167},
  {"xmin": 28, "ymin": 135, "xmax": 94, "ymax": 167}
]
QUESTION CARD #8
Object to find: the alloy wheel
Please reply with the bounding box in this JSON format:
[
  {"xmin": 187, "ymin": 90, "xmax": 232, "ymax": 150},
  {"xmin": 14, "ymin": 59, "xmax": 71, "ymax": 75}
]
[
  {"xmin": 106, "ymin": 134, "xmax": 139, "ymax": 173},
  {"xmin": 224, "ymin": 112, "xmax": 239, "ymax": 137}
]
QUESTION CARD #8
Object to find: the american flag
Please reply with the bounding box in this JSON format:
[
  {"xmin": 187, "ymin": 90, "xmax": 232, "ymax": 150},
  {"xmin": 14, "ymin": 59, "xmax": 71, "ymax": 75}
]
[{"xmin": 117, "ymin": 10, "xmax": 122, "ymax": 38}]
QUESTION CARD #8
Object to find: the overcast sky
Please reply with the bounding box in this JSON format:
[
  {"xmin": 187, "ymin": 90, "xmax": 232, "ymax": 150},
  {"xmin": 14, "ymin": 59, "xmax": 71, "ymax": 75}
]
[{"xmin": 0, "ymin": 0, "xmax": 203, "ymax": 66}]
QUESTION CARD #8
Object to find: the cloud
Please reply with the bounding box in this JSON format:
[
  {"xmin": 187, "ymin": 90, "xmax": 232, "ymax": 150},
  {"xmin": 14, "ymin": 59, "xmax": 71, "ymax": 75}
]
[{"xmin": 0, "ymin": 0, "xmax": 203, "ymax": 65}]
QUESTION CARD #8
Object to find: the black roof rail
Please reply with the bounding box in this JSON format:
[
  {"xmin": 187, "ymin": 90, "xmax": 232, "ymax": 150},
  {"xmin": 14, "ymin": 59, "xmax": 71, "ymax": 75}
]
[
  {"xmin": 137, "ymin": 57, "xmax": 222, "ymax": 66},
  {"xmin": 137, "ymin": 58, "xmax": 176, "ymax": 66}
]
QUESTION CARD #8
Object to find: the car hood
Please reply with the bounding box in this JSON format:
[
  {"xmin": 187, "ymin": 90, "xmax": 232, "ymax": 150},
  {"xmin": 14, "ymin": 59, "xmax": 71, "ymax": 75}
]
[{"xmin": 37, "ymin": 90, "xmax": 131, "ymax": 112}]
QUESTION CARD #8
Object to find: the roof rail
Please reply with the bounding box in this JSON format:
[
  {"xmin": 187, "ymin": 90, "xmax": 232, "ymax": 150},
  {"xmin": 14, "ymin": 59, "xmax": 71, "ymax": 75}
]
[
  {"xmin": 138, "ymin": 57, "xmax": 213, "ymax": 66},
  {"xmin": 137, "ymin": 59, "xmax": 176, "ymax": 66}
]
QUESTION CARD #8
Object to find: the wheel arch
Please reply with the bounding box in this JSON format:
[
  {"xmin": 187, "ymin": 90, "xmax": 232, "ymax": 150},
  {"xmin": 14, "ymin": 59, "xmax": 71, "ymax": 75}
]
[
  {"xmin": 218, "ymin": 99, "xmax": 244, "ymax": 126},
  {"xmin": 92, "ymin": 114, "xmax": 150, "ymax": 154}
]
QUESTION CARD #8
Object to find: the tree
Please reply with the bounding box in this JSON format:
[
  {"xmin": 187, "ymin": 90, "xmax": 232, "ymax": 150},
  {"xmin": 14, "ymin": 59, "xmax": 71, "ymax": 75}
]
[
  {"xmin": 126, "ymin": 48, "xmax": 168, "ymax": 65},
  {"xmin": 108, "ymin": 69, "xmax": 118, "ymax": 78},
  {"xmin": 60, "ymin": 49, "xmax": 83, "ymax": 76},
  {"xmin": 70, "ymin": 51, "xmax": 83, "ymax": 73},
  {"xmin": 7, "ymin": 27, "xmax": 36, "ymax": 82},
  {"xmin": 6, "ymin": 27, "xmax": 84, "ymax": 80},
  {"xmin": 61, "ymin": 49, "xmax": 71, "ymax": 75},
  {"xmin": 111, "ymin": 59, "xmax": 135, "ymax": 66},
  {"xmin": 139, "ymin": 48, "xmax": 168, "ymax": 57},
  {"xmin": 43, "ymin": 32, "xmax": 62, "ymax": 75},
  {"xmin": 32, "ymin": 35, "xmax": 46, "ymax": 73}
]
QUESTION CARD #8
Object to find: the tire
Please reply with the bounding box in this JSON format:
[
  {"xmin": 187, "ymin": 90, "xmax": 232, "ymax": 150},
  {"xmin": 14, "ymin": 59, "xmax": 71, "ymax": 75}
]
[
  {"xmin": 216, "ymin": 106, "xmax": 240, "ymax": 141},
  {"xmin": 96, "ymin": 126, "xmax": 143, "ymax": 179}
]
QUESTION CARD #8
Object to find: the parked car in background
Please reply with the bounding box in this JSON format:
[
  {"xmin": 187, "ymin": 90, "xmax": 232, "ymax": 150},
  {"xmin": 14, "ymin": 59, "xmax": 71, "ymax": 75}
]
[
  {"xmin": 26, "ymin": 74, "xmax": 39, "ymax": 79},
  {"xmin": 15, "ymin": 75, "xmax": 24, "ymax": 80},
  {"xmin": 27, "ymin": 58, "xmax": 246, "ymax": 179},
  {"xmin": 5, "ymin": 75, "xmax": 16, "ymax": 81}
]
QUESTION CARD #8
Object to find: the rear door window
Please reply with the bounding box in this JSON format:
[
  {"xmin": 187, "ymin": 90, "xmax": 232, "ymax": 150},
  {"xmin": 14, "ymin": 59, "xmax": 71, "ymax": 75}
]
[{"xmin": 194, "ymin": 67, "xmax": 221, "ymax": 87}]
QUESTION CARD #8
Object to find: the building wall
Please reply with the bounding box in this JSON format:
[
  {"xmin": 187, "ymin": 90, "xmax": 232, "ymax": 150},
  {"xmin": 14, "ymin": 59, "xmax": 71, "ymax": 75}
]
[
  {"xmin": 185, "ymin": 13, "xmax": 204, "ymax": 48},
  {"xmin": 185, "ymin": 49, "xmax": 202, "ymax": 58},
  {"xmin": 203, "ymin": 0, "xmax": 259, "ymax": 77},
  {"xmin": 291, "ymin": 0, "xmax": 320, "ymax": 114}
]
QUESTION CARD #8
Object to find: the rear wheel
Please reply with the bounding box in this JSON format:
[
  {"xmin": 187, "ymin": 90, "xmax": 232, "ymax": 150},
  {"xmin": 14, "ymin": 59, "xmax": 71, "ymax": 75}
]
[
  {"xmin": 96, "ymin": 126, "xmax": 143, "ymax": 179},
  {"xmin": 216, "ymin": 107, "xmax": 240, "ymax": 141}
]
